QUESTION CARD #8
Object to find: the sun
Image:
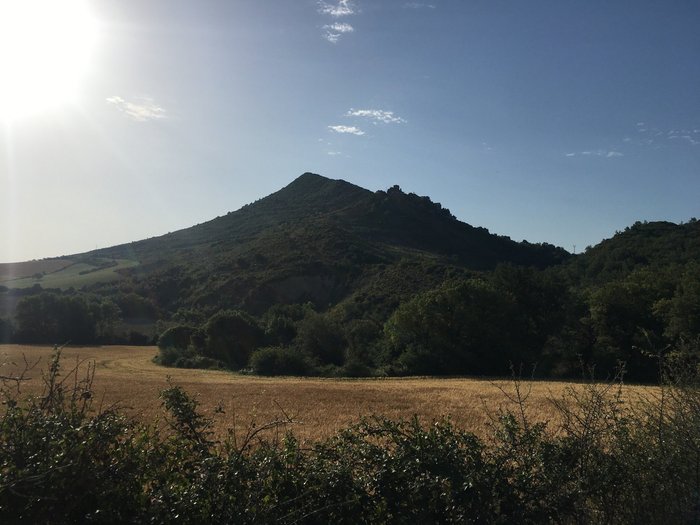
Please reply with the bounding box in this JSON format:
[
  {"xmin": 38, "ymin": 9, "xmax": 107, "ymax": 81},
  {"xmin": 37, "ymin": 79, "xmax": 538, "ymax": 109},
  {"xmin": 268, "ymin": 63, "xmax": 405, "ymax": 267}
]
[{"xmin": 0, "ymin": 0, "xmax": 98, "ymax": 120}]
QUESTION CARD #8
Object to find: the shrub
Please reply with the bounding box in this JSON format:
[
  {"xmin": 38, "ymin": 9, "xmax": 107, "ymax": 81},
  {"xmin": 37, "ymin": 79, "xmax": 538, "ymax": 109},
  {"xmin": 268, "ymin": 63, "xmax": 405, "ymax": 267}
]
[
  {"xmin": 249, "ymin": 346, "xmax": 310, "ymax": 376},
  {"xmin": 157, "ymin": 324, "xmax": 200, "ymax": 352},
  {"xmin": 204, "ymin": 310, "xmax": 264, "ymax": 369},
  {"xmin": 155, "ymin": 343, "xmax": 195, "ymax": 366},
  {"xmin": 0, "ymin": 318, "xmax": 13, "ymax": 343},
  {"xmin": 0, "ymin": 348, "xmax": 148, "ymax": 523}
]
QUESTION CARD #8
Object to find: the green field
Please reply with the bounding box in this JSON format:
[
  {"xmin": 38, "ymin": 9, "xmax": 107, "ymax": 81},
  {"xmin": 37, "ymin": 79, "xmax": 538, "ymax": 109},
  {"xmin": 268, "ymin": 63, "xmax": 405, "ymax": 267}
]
[{"xmin": 0, "ymin": 258, "xmax": 139, "ymax": 290}]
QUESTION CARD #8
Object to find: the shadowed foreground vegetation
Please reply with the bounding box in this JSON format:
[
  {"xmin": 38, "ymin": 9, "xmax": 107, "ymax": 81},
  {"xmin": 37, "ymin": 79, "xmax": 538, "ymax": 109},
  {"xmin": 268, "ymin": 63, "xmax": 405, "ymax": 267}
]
[{"xmin": 2, "ymin": 347, "xmax": 700, "ymax": 523}]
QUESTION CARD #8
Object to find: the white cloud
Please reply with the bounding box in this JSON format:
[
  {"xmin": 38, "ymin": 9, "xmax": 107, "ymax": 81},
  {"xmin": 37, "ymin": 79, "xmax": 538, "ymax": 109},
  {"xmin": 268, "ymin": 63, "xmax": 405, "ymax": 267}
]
[
  {"xmin": 567, "ymin": 149, "xmax": 623, "ymax": 158},
  {"xmin": 328, "ymin": 125, "xmax": 365, "ymax": 135},
  {"xmin": 327, "ymin": 151, "xmax": 342, "ymax": 155},
  {"xmin": 403, "ymin": 2, "xmax": 436, "ymax": 8},
  {"xmin": 318, "ymin": 0, "xmax": 355, "ymax": 17},
  {"xmin": 317, "ymin": 1, "xmax": 357, "ymax": 43},
  {"xmin": 632, "ymin": 122, "xmax": 700, "ymax": 147},
  {"xmin": 323, "ymin": 22, "xmax": 354, "ymax": 43},
  {"xmin": 328, "ymin": 22, "xmax": 354, "ymax": 32},
  {"xmin": 106, "ymin": 96, "xmax": 166, "ymax": 122},
  {"xmin": 346, "ymin": 108, "xmax": 406, "ymax": 124}
]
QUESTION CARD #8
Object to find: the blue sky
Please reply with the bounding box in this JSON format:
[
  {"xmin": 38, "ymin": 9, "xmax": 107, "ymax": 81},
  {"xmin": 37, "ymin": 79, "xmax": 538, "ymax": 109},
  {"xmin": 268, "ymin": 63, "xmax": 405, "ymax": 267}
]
[{"xmin": 2, "ymin": 0, "xmax": 699, "ymax": 262}]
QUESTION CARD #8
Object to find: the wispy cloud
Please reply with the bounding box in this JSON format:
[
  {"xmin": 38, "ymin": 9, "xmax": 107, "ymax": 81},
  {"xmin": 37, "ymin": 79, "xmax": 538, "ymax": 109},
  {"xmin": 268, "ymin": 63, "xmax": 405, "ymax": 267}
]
[
  {"xmin": 346, "ymin": 108, "xmax": 406, "ymax": 124},
  {"xmin": 328, "ymin": 108, "xmax": 405, "ymax": 137},
  {"xmin": 403, "ymin": 2, "xmax": 436, "ymax": 9},
  {"xmin": 106, "ymin": 96, "xmax": 166, "ymax": 122},
  {"xmin": 318, "ymin": 0, "xmax": 355, "ymax": 17},
  {"xmin": 327, "ymin": 151, "xmax": 342, "ymax": 155},
  {"xmin": 565, "ymin": 150, "xmax": 624, "ymax": 158},
  {"xmin": 670, "ymin": 134, "xmax": 700, "ymax": 146},
  {"xmin": 627, "ymin": 122, "xmax": 700, "ymax": 147},
  {"xmin": 328, "ymin": 125, "xmax": 365, "ymax": 135},
  {"xmin": 567, "ymin": 121, "xmax": 700, "ymax": 157},
  {"xmin": 317, "ymin": 1, "xmax": 356, "ymax": 43},
  {"xmin": 323, "ymin": 22, "xmax": 354, "ymax": 43}
]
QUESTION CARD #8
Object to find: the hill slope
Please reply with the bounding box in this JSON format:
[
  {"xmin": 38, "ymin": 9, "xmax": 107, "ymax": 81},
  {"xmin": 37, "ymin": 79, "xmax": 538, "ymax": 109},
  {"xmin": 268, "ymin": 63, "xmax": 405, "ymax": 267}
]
[
  {"xmin": 1, "ymin": 172, "xmax": 569, "ymax": 320},
  {"xmin": 90, "ymin": 172, "xmax": 568, "ymax": 269},
  {"xmin": 567, "ymin": 219, "xmax": 700, "ymax": 285},
  {"xmin": 90, "ymin": 173, "xmax": 569, "ymax": 314},
  {"xmin": 3, "ymin": 174, "xmax": 699, "ymax": 380}
]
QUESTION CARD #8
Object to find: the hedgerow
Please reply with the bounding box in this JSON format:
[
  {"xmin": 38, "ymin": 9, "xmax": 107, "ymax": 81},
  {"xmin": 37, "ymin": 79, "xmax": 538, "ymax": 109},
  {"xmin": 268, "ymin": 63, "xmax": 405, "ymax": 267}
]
[{"xmin": 2, "ymin": 346, "xmax": 700, "ymax": 523}]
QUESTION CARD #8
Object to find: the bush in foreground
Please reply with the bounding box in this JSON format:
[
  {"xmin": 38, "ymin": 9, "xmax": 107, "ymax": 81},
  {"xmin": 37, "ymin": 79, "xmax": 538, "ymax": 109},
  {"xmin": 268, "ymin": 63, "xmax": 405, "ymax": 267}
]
[{"xmin": 2, "ymin": 347, "xmax": 700, "ymax": 523}]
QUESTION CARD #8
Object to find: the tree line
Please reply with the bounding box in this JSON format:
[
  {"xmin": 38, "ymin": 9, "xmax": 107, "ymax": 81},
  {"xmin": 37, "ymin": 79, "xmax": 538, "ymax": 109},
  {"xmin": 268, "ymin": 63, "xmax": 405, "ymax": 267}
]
[
  {"xmin": 0, "ymin": 290, "xmax": 157, "ymax": 345},
  {"xmin": 3, "ymin": 222, "xmax": 699, "ymax": 381},
  {"xmin": 152, "ymin": 260, "xmax": 700, "ymax": 382}
]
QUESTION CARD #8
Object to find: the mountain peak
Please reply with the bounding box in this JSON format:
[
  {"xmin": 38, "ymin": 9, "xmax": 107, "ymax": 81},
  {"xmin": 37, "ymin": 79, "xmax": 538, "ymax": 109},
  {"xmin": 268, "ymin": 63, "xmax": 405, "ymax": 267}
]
[
  {"xmin": 296, "ymin": 171, "xmax": 326, "ymax": 182},
  {"xmin": 284, "ymin": 172, "xmax": 359, "ymax": 192},
  {"xmin": 272, "ymin": 172, "xmax": 370, "ymax": 208}
]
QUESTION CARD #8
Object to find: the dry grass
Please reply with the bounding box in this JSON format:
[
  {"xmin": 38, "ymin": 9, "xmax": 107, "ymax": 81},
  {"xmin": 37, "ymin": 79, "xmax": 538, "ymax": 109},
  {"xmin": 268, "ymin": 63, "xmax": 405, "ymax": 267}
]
[{"xmin": 0, "ymin": 344, "xmax": 657, "ymax": 444}]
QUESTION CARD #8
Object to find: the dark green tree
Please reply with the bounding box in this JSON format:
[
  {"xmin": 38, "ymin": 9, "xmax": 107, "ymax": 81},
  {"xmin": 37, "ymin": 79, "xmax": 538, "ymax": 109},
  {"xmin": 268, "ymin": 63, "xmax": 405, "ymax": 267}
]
[
  {"xmin": 588, "ymin": 279, "xmax": 663, "ymax": 380},
  {"xmin": 158, "ymin": 325, "xmax": 201, "ymax": 352},
  {"xmin": 295, "ymin": 312, "xmax": 347, "ymax": 366},
  {"xmin": 14, "ymin": 293, "xmax": 109, "ymax": 344},
  {"xmin": 0, "ymin": 318, "xmax": 13, "ymax": 343},
  {"xmin": 383, "ymin": 279, "xmax": 518, "ymax": 375},
  {"xmin": 655, "ymin": 263, "xmax": 700, "ymax": 342},
  {"xmin": 203, "ymin": 310, "xmax": 263, "ymax": 369}
]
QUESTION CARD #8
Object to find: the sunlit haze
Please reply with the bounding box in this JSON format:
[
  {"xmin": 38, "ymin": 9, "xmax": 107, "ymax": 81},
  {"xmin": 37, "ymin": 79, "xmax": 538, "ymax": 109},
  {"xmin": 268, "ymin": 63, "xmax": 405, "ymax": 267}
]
[
  {"xmin": 1, "ymin": 0, "xmax": 699, "ymax": 263},
  {"xmin": 0, "ymin": 0, "xmax": 98, "ymax": 120}
]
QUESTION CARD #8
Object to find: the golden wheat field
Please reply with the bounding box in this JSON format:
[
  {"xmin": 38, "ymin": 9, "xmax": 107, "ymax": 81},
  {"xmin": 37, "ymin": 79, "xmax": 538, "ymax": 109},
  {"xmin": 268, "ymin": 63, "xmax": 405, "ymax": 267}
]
[{"xmin": 0, "ymin": 344, "xmax": 656, "ymax": 444}]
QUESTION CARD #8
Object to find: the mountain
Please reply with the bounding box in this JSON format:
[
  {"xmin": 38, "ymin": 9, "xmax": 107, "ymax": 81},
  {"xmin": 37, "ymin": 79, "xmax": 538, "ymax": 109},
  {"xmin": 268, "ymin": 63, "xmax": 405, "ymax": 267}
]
[
  {"xmin": 0, "ymin": 173, "xmax": 568, "ymax": 321},
  {"xmin": 3, "ymin": 174, "xmax": 699, "ymax": 381},
  {"xmin": 98, "ymin": 173, "xmax": 569, "ymax": 313},
  {"xmin": 91, "ymin": 172, "xmax": 567, "ymax": 269}
]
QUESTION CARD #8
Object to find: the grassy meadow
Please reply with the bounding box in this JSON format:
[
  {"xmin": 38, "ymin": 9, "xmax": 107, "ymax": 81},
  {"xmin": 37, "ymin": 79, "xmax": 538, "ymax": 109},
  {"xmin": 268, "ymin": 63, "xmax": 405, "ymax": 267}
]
[
  {"xmin": 0, "ymin": 258, "xmax": 138, "ymax": 290},
  {"xmin": 0, "ymin": 344, "xmax": 655, "ymax": 444}
]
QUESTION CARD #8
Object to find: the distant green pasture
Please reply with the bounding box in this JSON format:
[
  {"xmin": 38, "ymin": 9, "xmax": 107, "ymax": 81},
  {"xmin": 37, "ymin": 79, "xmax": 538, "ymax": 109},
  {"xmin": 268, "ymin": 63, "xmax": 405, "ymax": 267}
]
[
  {"xmin": 0, "ymin": 259, "xmax": 139, "ymax": 290},
  {"xmin": 0, "ymin": 258, "xmax": 75, "ymax": 281}
]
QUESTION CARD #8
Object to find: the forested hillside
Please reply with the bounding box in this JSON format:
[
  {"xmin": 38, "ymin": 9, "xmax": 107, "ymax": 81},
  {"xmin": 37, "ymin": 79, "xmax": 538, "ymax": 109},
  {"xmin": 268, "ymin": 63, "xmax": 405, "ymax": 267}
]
[{"xmin": 1, "ymin": 174, "xmax": 698, "ymax": 381}]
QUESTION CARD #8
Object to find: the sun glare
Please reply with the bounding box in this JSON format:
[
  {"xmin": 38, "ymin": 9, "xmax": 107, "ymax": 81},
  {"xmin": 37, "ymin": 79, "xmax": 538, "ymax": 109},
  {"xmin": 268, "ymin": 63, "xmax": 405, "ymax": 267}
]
[{"xmin": 0, "ymin": 0, "xmax": 98, "ymax": 120}]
